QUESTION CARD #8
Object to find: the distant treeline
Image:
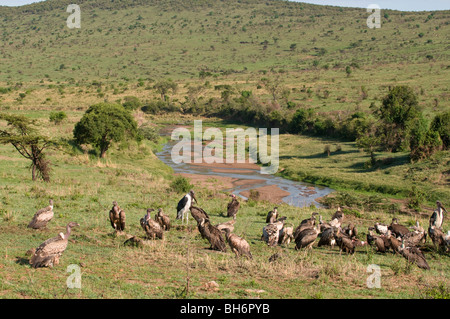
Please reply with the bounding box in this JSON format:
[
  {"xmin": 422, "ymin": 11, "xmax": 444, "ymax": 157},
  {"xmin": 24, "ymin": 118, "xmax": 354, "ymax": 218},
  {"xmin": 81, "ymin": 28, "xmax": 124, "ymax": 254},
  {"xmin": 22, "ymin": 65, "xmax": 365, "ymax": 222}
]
[{"xmin": 139, "ymin": 84, "xmax": 449, "ymax": 164}]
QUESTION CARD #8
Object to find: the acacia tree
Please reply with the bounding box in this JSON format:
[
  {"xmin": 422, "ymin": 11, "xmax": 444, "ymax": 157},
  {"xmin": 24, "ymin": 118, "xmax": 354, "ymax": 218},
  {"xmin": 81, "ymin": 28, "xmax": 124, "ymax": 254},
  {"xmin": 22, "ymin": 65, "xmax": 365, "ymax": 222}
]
[
  {"xmin": 153, "ymin": 79, "xmax": 178, "ymax": 101},
  {"xmin": 0, "ymin": 113, "xmax": 53, "ymax": 181},
  {"xmin": 73, "ymin": 103, "xmax": 138, "ymax": 158}
]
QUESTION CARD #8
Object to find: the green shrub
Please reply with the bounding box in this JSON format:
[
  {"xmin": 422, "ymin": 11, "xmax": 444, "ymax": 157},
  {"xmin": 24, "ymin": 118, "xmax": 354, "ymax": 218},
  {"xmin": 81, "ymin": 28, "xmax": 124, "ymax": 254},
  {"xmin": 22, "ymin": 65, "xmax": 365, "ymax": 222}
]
[
  {"xmin": 49, "ymin": 111, "xmax": 67, "ymax": 125},
  {"xmin": 170, "ymin": 176, "xmax": 193, "ymax": 194}
]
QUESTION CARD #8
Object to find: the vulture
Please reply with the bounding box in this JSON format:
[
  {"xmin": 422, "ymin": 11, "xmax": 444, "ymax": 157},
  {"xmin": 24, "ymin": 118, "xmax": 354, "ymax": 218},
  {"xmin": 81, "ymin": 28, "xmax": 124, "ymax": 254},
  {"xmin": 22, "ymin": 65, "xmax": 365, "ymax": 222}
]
[
  {"xmin": 176, "ymin": 190, "xmax": 197, "ymax": 224},
  {"xmin": 429, "ymin": 201, "xmax": 446, "ymax": 229},
  {"xmin": 402, "ymin": 223, "xmax": 426, "ymax": 247},
  {"xmin": 367, "ymin": 228, "xmax": 389, "ymax": 253},
  {"xmin": 278, "ymin": 224, "xmax": 294, "ymax": 246},
  {"xmin": 265, "ymin": 207, "xmax": 279, "ymax": 223},
  {"xmin": 335, "ymin": 231, "xmax": 355, "ymax": 254},
  {"xmin": 388, "ymin": 218, "xmax": 410, "ymax": 238},
  {"xmin": 215, "ymin": 219, "xmax": 236, "ymax": 234},
  {"xmin": 374, "ymin": 222, "xmax": 389, "ymax": 235},
  {"xmin": 109, "ymin": 201, "xmax": 126, "ymax": 232},
  {"xmin": 342, "ymin": 223, "xmax": 358, "ymax": 239},
  {"xmin": 140, "ymin": 209, "xmax": 164, "ymax": 240},
  {"xmin": 227, "ymin": 194, "xmax": 240, "ymax": 219},
  {"xmin": 331, "ymin": 206, "xmax": 344, "ymax": 223},
  {"xmin": 398, "ymin": 239, "xmax": 430, "ymax": 270},
  {"xmin": 411, "ymin": 221, "xmax": 424, "ymax": 233},
  {"xmin": 190, "ymin": 206, "xmax": 210, "ymax": 224},
  {"xmin": 318, "ymin": 215, "xmax": 340, "ymax": 232},
  {"xmin": 386, "ymin": 230, "xmax": 401, "ymax": 254},
  {"xmin": 428, "ymin": 225, "xmax": 447, "ymax": 250},
  {"xmin": 29, "ymin": 222, "xmax": 79, "ymax": 268},
  {"xmin": 223, "ymin": 228, "xmax": 252, "ymax": 259},
  {"xmin": 28, "ymin": 199, "xmax": 54, "ymax": 229},
  {"xmin": 155, "ymin": 208, "xmax": 171, "ymax": 231},
  {"xmin": 293, "ymin": 212, "xmax": 318, "ymax": 240},
  {"xmin": 262, "ymin": 217, "xmax": 286, "ymax": 247},
  {"xmin": 198, "ymin": 218, "xmax": 227, "ymax": 252},
  {"xmin": 318, "ymin": 226, "xmax": 337, "ymax": 249},
  {"xmin": 295, "ymin": 224, "xmax": 320, "ymax": 251}
]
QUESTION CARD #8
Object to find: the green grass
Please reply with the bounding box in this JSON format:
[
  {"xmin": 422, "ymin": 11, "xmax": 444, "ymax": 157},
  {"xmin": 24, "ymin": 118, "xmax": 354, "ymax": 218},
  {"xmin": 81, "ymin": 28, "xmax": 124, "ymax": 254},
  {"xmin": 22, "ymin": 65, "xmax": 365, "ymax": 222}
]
[{"xmin": 0, "ymin": 111, "xmax": 449, "ymax": 299}]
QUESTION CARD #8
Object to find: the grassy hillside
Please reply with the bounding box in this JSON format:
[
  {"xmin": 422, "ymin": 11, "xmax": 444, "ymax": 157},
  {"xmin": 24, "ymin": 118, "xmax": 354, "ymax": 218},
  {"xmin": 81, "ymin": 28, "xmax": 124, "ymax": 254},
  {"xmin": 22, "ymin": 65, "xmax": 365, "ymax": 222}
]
[{"xmin": 0, "ymin": 0, "xmax": 449, "ymax": 299}]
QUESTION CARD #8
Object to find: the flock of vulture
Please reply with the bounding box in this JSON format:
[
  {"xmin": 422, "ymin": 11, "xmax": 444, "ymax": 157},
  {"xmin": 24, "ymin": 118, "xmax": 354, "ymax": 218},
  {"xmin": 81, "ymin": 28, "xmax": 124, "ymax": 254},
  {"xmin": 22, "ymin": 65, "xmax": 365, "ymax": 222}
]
[{"xmin": 25, "ymin": 190, "xmax": 449, "ymax": 272}]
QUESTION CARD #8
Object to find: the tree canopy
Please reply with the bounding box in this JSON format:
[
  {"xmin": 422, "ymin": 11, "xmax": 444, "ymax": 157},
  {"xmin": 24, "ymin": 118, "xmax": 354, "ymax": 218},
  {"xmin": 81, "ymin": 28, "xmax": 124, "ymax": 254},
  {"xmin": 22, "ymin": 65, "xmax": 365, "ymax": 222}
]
[
  {"xmin": 73, "ymin": 103, "xmax": 138, "ymax": 158},
  {"xmin": 0, "ymin": 113, "xmax": 54, "ymax": 181}
]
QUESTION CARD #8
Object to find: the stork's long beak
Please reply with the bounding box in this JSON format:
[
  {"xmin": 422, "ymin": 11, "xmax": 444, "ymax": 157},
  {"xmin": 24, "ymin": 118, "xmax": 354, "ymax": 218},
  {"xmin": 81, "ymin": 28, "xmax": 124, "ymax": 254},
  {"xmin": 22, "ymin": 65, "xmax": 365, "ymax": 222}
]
[{"xmin": 193, "ymin": 194, "xmax": 198, "ymax": 204}]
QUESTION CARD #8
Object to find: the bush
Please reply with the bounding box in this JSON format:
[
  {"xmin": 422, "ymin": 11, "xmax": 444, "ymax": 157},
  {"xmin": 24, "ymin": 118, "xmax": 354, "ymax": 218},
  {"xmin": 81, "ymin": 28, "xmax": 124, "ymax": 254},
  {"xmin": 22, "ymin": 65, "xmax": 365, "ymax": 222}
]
[
  {"xmin": 170, "ymin": 176, "xmax": 193, "ymax": 194},
  {"xmin": 122, "ymin": 96, "xmax": 142, "ymax": 110},
  {"xmin": 430, "ymin": 111, "xmax": 450, "ymax": 149},
  {"xmin": 49, "ymin": 111, "xmax": 67, "ymax": 125},
  {"xmin": 137, "ymin": 124, "xmax": 159, "ymax": 143}
]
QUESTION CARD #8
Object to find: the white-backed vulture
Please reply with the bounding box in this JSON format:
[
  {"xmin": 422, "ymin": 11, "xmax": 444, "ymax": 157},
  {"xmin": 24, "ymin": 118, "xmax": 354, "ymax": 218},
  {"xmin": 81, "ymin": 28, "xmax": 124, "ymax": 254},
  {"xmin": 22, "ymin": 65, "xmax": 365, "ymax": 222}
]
[
  {"xmin": 278, "ymin": 224, "xmax": 294, "ymax": 246},
  {"xmin": 109, "ymin": 201, "xmax": 126, "ymax": 232},
  {"xmin": 224, "ymin": 228, "xmax": 252, "ymax": 259},
  {"xmin": 262, "ymin": 217, "xmax": 286, "ymax": 247},
  {"xmin": 374, "ymin": 222, "xmax": 389, "ymax": 235},
  {"xmin": 28, "ymin": 199, "xmax": 54, "ymax": 229},
  {"xmin": 29, "ymin": 222, "xmax": 79, "ymax": 268}
]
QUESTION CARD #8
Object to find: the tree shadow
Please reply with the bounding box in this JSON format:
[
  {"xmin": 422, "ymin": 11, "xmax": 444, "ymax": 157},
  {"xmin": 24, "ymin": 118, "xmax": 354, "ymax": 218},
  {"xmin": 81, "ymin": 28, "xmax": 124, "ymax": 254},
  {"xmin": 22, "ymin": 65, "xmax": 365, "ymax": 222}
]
[{"xmin": 346, "ymin": 154, "xmax": 410, "ymax": 173}]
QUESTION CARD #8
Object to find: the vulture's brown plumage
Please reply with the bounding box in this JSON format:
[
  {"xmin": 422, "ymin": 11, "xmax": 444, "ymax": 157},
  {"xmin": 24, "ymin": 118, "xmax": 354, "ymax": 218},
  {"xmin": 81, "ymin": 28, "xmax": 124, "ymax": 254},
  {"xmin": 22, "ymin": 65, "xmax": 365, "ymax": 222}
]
[
  {"xmin": 28, "ymin": 199, "xmax": 54, "ymax": 229},
  {"xmin": 335, "ymin": 231, "xmax": 355, "ymax": 254},
  {"xmin": 224, "ymin": 228, "xmax": 252, "ymax": 259},
  {"xmin": 388, "ymin": 218, "xmax": 410, "ymax": 238},
  {"xmin": 318, "ymin": 226, "xmax": 337, "ymax": 249},
  {"xmin": 109, "ymin": 201, "xmax": 126, "ymax": 232},
  {"xmin": 155, "ymin": 208, "xmax": 171, "ymax": 231},
  {"xmin": 293, "ymin": 212, "xmax": 318, "ymax": 240},
  {"xmin": 386, "ymin": 230, "xmax": 401, "ymax": 254},
  {"xmin": 140, "ymin": 209, "xmax": 164, "ymax": 240},
  {"xmin": 265, "ymin": 207, "xmax": 279, "ymax": 224},
  {"xmin": 428, "ymin": 225, "xmax": 446, "ymax": 250},
  {"xmin": 227, "ymin": 194, "xmax": 240, "ymax": 219},
  {"xmin": 190, "ymin": 206, "xmax": 210, "ymax": 224},
  {"xmin": 29, "ymin": 222, "xmax": 79, "ymax": 268},
  {"xmin": 367, "ymin": 229, "xmax": 389, "ymax": 253},
  {"xmin": 399, "ymin": 240, "xmax": 430, "ymax": 270},
  {"xmin": 295, "ymin": 224, "xmax": 320, "ymax": 250},
  {"xmin": 198, "ymin": 218, "xmax": 227, "ymax": 252}
]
